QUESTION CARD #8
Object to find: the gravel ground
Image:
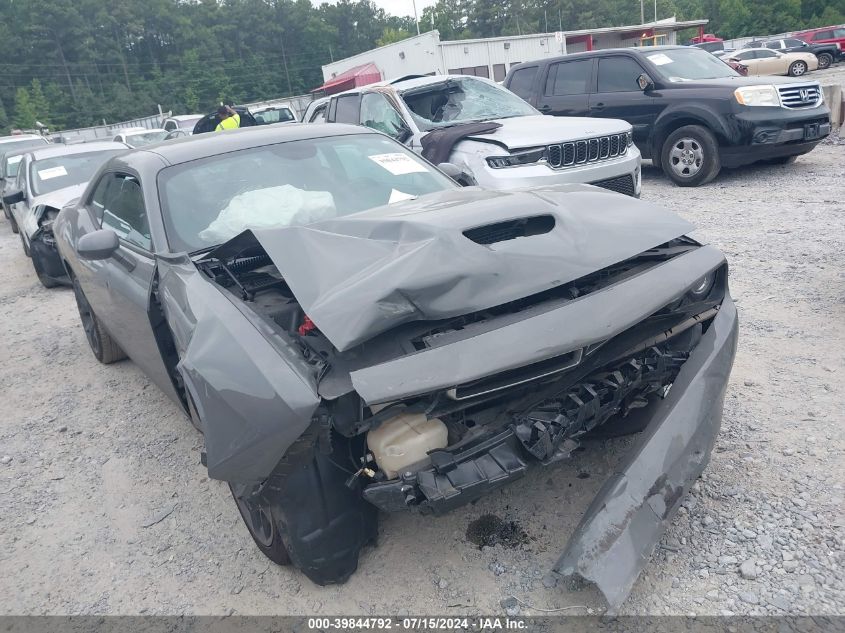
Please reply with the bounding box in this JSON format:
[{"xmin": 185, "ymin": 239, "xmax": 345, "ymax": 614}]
[{"xmin": 0, "ymin": 142, "xmax": 843, "ymax": 617}]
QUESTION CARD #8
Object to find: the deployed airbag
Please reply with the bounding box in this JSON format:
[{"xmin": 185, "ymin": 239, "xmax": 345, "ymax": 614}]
[
  {"xmin": 248, "ymin": 186, "xmax": 693, "ymax": 351},
  {"xmin": 199, "ymin": 185, "xmax": 335, "ymax": 243}
]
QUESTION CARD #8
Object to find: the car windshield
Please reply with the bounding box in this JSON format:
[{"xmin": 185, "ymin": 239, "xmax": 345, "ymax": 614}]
[
  {"xmin": 30, "ymin": 150, "xmax": 125, "ymax": 196},
  {"xmin": 125, "ymin": 131, "xmax": 169, "ymax": 147},
  {"xmin": 253, "ymin": 108, "xmax": 296, "ymax": 124},
  {"xmin": 158, "ymin": 134, "xmax": 456, "ymax": 253},
  {"xmin": 401, "ymin": 77, "xmax": 537, "ymax": 130},
  {"xmin": 646, "ymin": 48, "xmax": 739, "ymax": 81}
]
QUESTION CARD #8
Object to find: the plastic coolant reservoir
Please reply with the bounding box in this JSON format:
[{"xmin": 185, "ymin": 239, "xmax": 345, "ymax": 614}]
[{"xmin": 367, "ymin": 412, "xmax": 448, "ymax": 479}]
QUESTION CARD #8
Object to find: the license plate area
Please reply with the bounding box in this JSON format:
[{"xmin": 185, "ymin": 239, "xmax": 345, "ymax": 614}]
[{"xmin": 804, "ymin": 123, "xmax": 821, "ymax": 140}]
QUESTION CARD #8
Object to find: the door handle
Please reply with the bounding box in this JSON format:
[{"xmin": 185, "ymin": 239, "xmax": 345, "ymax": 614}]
[
  {"xmin": 539, "ymin": 105, "xmax": 551, "ymax": 113},
  {"xmin": 591, "ymin": 102, "xmax": 606, "ymax": 111}
]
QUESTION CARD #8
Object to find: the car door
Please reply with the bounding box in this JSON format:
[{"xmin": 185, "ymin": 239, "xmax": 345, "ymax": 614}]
[
  {"xmin": 589, "ymin": 55, "xmax": 661, "ymax": 148},
  {"xmin": 80, "ymin": 171, "xmax": 179, "ymax": 399},
  {"xmin": 535, "ymin": 58, "xmax": 591, "ymax": 116},
  {"xmin": 754, "ymin": 49, "xmax": 784, "ymax": 75},
  {"xmin": 359, "ymin": 92, "xmax": 411, "ymax": 143}
]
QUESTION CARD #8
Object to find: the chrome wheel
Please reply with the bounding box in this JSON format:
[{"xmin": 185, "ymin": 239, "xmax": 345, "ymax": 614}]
[
  {"xmin": 669, "ymin": 138, "xmax": 704, "ymax": 178},
  {"xmin": 791, "ymin": 61, "xmax": 807, "ymax": 76}
]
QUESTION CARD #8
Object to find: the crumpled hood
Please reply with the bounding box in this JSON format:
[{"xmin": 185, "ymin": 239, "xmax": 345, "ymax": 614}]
[
  {"xmin": 31, "ymin": 183, "xmax": 88, "ymax": 211},
  {"xmin": 469, "ymin": 115, "xmax": 631, "ymax": 150},
  {"xmin": 245, "ymin": 185, "xmax": 693, "ymax": 352}
]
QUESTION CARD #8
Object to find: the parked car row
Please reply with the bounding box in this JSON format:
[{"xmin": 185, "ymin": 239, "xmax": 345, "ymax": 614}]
[{"xmin": 0, "ymin": 119, "xmax": 738, "ymax": 609}]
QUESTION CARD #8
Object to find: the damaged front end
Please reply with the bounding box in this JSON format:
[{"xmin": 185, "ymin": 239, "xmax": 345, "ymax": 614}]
[
  {"xmin": 185, "ymin": 188, "xmax": 736, "ymax": 604},
  {"xmin": 30, "ymin": 206, "xmax": 71, "ymax": 288}
]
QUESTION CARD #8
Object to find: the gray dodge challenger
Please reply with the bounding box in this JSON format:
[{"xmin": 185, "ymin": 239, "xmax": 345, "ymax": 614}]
[{"xmin": 53, "ymin": 124, "xmax": 738, "ymax": 608}]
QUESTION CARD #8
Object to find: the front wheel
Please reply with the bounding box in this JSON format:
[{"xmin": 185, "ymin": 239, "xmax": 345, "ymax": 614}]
[
  {"xmin": 817, "ymin": 53, "xmax": 833, "ymax": 70},
  {"xmin": 229, "ymin": 429, "xmax": 378, "ymax": 585},
  {"xmin": 32, "ymin": 251, "xmax": 60, "ymax": 288},
  {"xmin": 789, "ymin": 60, "xmax": 808, "ymax": 76},
  {"xmin": 72, "ymin": 277, "xmax": 126, "ymax": 364},
  {"xmin": 660, "ymin": 125, "xmax": 721, "ymax": 187}
]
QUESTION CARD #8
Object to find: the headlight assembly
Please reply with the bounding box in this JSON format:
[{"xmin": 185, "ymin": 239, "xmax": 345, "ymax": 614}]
[
  {"xmin": 486, "ymin": 147, "xmax": 546, "ymax": 169},
  {"xmin": 688, "ymin": 272, "xmax": 716, "ymax": 299},
  {"xmin": 734, "ymin": 85, "xmax": 780, "ymax": 107}
]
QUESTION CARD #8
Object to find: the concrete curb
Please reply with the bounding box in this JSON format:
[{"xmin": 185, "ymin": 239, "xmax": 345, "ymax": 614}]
[{"xmin": 822, "ymin": 84, "xmax": 843, "ymax": 128}]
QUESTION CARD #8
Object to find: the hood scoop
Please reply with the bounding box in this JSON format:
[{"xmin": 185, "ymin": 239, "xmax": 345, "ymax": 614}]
[
  {"xmin": 463, "ymin": 215, "xmax": 555, "ymax": 245},
  {"xmin": 243, "ymin": 187, "xmax": 693, "ymax": 352}
]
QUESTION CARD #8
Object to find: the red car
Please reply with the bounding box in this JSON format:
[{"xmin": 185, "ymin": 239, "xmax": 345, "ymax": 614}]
[
  {"xmin": 690, "ymin": 33, "xmax": 723, "ymax": 44},
  {"xmin": 793, "ymin": 25, "xmax": 845, "ymax": 51}
]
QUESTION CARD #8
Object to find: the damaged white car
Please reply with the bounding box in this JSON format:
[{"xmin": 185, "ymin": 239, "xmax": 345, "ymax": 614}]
[
  {"xmin": 53, "ymin": 125, "xmax": 736, "ymax": 609},
  {"xmin": 322, "ymin": 75, "xmax": 642, "ymax": 197}
]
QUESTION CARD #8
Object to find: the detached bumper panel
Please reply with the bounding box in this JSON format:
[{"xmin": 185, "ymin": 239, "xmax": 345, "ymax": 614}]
[{"xmin": 552, "ymin": 296, "xmax": 738, "ymax": 610}]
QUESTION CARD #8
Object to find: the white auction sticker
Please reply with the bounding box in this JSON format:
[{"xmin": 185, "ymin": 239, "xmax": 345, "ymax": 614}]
[
  {"xmin": 646, "ymin": 53, "xmax": 673, "ymax": 66},
  {"xmin": 368, "ymin": 153, "xmax": 427, "ymax": 175},
  {"xmin": 37, "ymin": 166, "xmax": 68, "ymax": 180}
]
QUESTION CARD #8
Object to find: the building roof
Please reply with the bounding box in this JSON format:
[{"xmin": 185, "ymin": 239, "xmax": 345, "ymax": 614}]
[{"xmin": 313, "ymin": 63, "xmax": 382, "ymax": 94}]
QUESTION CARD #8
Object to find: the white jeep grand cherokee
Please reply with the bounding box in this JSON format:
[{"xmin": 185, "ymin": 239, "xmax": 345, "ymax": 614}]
[{"xmin": 322, "ymin": 75, "xmax": 642, "ymax": 197}]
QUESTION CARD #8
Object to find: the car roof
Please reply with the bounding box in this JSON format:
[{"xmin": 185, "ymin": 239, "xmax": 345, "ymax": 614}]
[
  {"xmin": 126, "ymin": 123, "xmax": 376, "ymax": 168},
  {"xmin": 513, "ymin": 45, "xmax": 690, "ymax": 67},
  {"xmin": 26, "ymin": 141, "xmax": 129, "ymax": 160},
  {"xmin": 0, "ymin": 134, "xmax": 46, "ymax": 145}
]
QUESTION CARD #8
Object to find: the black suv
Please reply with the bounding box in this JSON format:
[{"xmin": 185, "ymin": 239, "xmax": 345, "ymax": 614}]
[{"xmin": 504, "ymin": 46, "xmax": 831, "ymax": 186}]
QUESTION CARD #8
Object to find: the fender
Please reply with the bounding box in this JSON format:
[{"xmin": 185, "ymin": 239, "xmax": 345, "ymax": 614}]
[
  {"xmin": 156, "ymin": 256, "xmax": 321, "ymax": 484},
  {"xmin": 651, "ymin": 103, "xmax": 735, "ymax": 154}
]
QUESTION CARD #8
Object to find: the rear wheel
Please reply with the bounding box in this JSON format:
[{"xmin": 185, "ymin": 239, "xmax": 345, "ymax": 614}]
[
  {"xmin": 72, "ymin": 277, "xmax": 126, "ymax": 364},
  {"xmin": 660, "ymin": 125, "xmax": 721, "ymax": 187},
  {"xmin": 789, "ymin": 60, "xmax": 808, "ymax": 76},
  {"xmin": 817, "ymin": 53, "xmax": 833, "ymax": 70}
]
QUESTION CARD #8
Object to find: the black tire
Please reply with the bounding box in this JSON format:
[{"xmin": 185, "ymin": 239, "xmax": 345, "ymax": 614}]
[
  {"xmin": 32, "ymin": 251, "xmax": 60, "ymax": 288},
  {"xmin": 660, "ymin": 125, "xmax": 721, "ymax": 187},
  {"xmin": 229, "ymin": 427, "xmax": 378, "ymax": 585},
  {"xmin": 817, "ymin": 53, "xmax": 833, "ymax": 70},
  {"xmin": 19, "ymin": 231, "xmax": 30, "ymax": 257},
  {"xmin": 788, "ymin": 60, "xmax": 808, "ymax": 77},
  {"xmin": 72, "ymin": 277, "xmax": 126, "ymax": 364},
  {"xmin": 10, "ymin": 214, "xmax": 19, "ymax": 234}
]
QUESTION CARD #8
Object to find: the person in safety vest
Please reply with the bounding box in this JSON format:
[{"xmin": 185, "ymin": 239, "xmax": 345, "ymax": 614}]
[{"xmin": 215, "ymin": 105, "xmax": 240, "ymax": 132}]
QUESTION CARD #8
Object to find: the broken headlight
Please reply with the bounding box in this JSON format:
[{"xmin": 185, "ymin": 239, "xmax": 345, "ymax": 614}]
[
  {"xmin": 688, "ymin": 272, "xmax": 716, "ymax": 299},
  {"xmin": 486, "ymin": 147, "xmax": 546, "ymax": 169}
]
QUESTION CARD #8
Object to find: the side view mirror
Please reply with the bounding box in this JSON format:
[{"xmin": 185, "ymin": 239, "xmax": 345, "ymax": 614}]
[
  {"xmin": 2, "ymin": 189, "xmax": 24, "ymax": 205},
  {"xmin": 78, "ymin": 229, "xmax": 119, "ymax": 260},
  {"xmin": 438, "ymin": 162, "xmax": 477, "ymax": 187},
  {"xmin": 637, "ymin": 73, "xmax": 655, "ymax": 91}
]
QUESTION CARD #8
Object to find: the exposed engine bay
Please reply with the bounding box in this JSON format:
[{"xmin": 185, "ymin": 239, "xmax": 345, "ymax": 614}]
[{"xmin": 198, "ymin": 235, "xmax": 726, "ymax": 514}]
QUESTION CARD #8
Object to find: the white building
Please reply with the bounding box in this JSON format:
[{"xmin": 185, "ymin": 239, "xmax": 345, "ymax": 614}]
[{"xmin": 318, "ymin": 17, "xmax": 709, "ymax": 88}]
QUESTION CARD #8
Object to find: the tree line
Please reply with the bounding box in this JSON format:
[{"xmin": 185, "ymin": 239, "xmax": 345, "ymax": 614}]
[{"xmin": 0, "ymin": 0, "xmax": 842, "ymax": 134}]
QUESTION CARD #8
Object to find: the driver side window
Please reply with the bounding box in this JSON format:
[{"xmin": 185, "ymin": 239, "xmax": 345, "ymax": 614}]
[
  {"xmin": 360, "ymin": 93, "xmax": 409, "ymax": 141},
  {"xmin": 94, "ymin": 173, "xmax": 152, "ymax": 251}
]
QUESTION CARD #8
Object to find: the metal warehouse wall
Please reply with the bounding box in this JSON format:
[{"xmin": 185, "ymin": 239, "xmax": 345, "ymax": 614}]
[
  {"xmin": 439, "ymin": 35, "xmax": 566, "ymax": 80},
  {"xmin": 321, "ymin": 31, "xmax": 442, "ymax": 82}
]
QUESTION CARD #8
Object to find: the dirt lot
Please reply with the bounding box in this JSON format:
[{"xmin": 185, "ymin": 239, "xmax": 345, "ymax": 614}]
[{"xmin": 0, "ymin": 139, "xmax": 843, "ymax": 617}]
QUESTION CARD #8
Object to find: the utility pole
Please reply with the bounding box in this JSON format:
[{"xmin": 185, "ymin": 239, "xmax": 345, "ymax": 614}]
[
  {"xmin": 640, "ymin": 0, "xmax": 644, "ymax": 24},
  {"xmin": 654, "ymin": 0, "xmax": 658, "ymax": 23},
  {"xmin": 412, "ymin": 0, "xmax": 420, "ymax": 35}
]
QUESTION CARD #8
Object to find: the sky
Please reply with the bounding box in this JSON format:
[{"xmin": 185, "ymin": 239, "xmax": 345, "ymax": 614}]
[{"xmin": 314, "ymin": 0, "xmax": 437, "ymax": 18}]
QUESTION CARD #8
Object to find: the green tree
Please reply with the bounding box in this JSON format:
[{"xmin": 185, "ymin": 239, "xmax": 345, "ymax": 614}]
[
  {"xmin": 12, "ymin": 88, "xmax": 37, "ymax": 129},
  {"xmin": 29, "ymin": 79, "xmax": 50, "ymax": 127},
  {"xmin": 376, "ymin": 27, "xmax": 411, "ymax": 46}
]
